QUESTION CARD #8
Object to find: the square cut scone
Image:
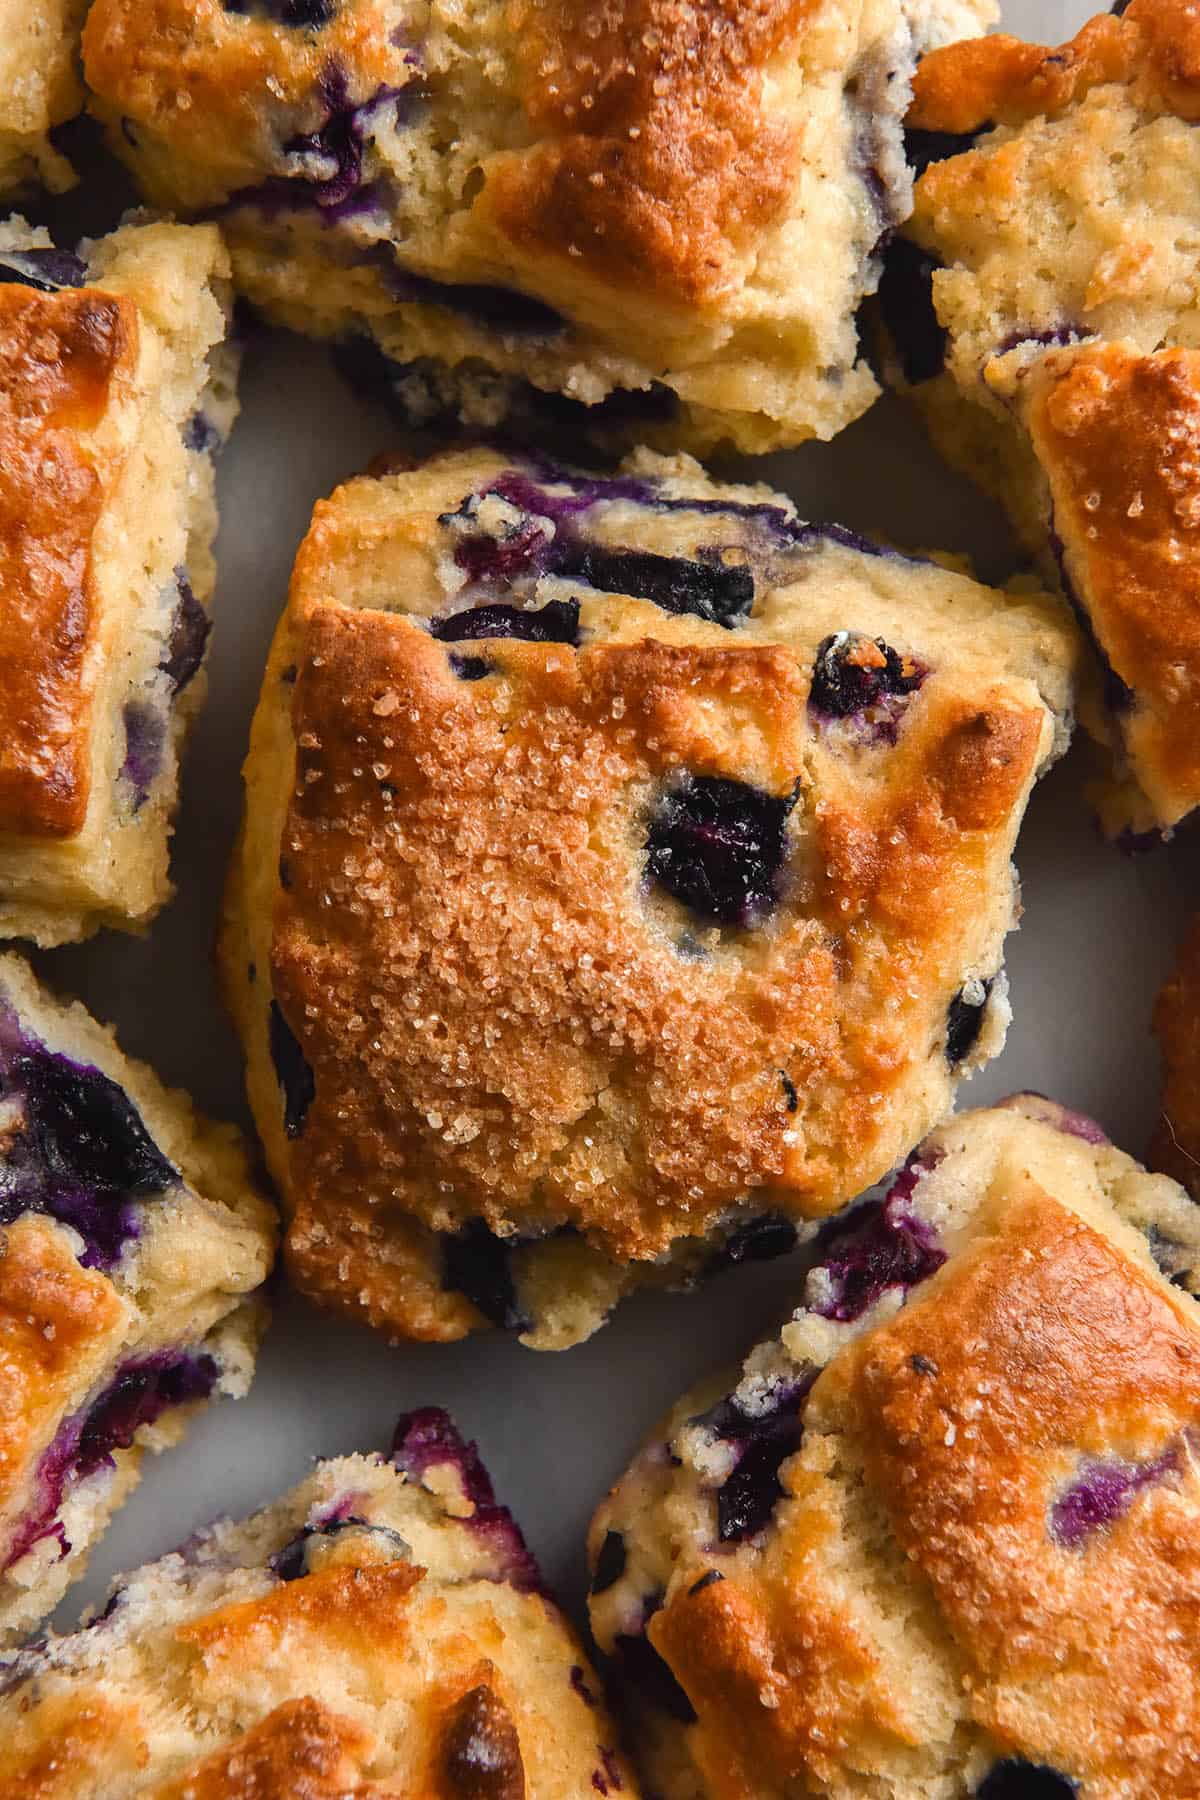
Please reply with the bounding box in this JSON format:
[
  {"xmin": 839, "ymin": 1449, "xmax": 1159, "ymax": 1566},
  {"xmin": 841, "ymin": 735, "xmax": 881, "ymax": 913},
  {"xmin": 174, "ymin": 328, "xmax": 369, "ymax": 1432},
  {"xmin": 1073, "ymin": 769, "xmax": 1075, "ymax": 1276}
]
[
  {"xmin": 83, "ymin": 0, "xmax": 994, "ymax": 457},
  {"xmin": 220, "ymin": 446, "xmax": 1078, "ymax": 1352},
  {"xmin": 880, "ymin": 0, "xmax": 1200, "ymax": 841},
  {"xmin": 587, "ymin": 1094, "xmax": 1200, "ymax": 1800},
  {"xmin": 0, "ymin": 953, "xmax": 276, "ymax": 1649},
  {"xmin": 0, "ymin": 1407, "xmax": 639, "ymax": 1800},
  {"xmin": 0, "ymin": 212, "xmax": 239, "ymax": 947},
  {"xmin": 0, "ymin": 1, "xmax": 88, "ymax": 197}
]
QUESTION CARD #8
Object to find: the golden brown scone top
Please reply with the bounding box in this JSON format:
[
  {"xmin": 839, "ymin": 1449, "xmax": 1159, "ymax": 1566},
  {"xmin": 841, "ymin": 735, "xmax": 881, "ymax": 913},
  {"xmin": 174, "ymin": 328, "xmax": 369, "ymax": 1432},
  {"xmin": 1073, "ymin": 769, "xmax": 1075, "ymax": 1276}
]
[
  {"xmin": 648, "ymin": 1182, "xmax": 1200, "ymax": 1797},
  {"xmin": 0, "ymin": 284, "xmax": 136, "ymax": 838},
  {"xmin": 910, "ymin": 0, "xmax": 1200, "ymax": 135},
  {"xmin": 86, "ymin": 0, "xmax": 839, "ymax": 305},
  {"xmin": 1019, "ymin": 341, "xmax": 1200, "ymax": 832}
]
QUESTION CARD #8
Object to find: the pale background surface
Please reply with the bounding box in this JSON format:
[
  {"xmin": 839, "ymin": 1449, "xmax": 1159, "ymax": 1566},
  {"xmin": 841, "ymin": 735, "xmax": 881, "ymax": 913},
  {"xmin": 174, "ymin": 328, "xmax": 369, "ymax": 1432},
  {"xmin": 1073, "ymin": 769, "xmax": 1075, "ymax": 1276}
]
[{"xmin": 38, "ymin": 0, "xmax": 1185, "ymax": 1630}]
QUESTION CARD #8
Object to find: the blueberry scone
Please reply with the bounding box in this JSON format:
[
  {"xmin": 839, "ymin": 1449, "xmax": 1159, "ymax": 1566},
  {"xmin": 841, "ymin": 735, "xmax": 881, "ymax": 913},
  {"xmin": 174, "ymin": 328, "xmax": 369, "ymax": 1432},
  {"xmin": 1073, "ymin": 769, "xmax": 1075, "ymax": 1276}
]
[
  {"xmin": 880, "ymin": 0, "xmax": 1200, "ymax": 840},
  {"xmin": 83, "ymin": 0, "xmax": 994, "ymax": 456},
  {"xmin": 220, "ymin": 446, "xmax": 1077, "ymax": 1351},
  {"xmin": 0, "ymin": 1406, "xmax": 638, "ymax": 1799},
  {"xmin": 0, "ymin": 1, "xmax": 88, "ymax": 197},
  {"xmin": 588, "ymin": 1094, "xmax": 1200, "ymax": 1800},
  {"xmin": 0, "ymin": 953, "xmax": 275, "ymax": 1649},
  {"xmin": 0, "ymin": 213, "xmax": 238, "ymax": 945}
]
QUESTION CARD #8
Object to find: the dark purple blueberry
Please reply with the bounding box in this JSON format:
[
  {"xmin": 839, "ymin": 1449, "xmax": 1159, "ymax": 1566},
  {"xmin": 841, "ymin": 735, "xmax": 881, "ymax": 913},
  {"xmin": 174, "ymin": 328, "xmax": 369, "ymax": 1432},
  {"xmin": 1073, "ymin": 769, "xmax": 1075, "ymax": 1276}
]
[
  {"xmin": 440, "ymin": 1219, "xmax": 533, "ymax": 1333},
  {"xmin": 268, "ymin": 1000, "xmax": 315, "ymax": 1140},
  {"xmin": 450, "ymin": 514, "xmax": 552, "ymax": 584},
  {"xmin": 590, "ymin": 1530, "xmax": 627, "ymax": 1596},
  {"xmin": 905, "ymin": 125, "xmax": 984, "ymax": 177},
  {"xmin": 613, "ymin": 1629, "xmax": 697, "ymax": 1724},
  {"xmin": 120, "ymin": 701, "xmax": 165, "ymax": 806},
  {"xmin": 222, "ymin": 0, "xmax": 335, "ymax": 26},
  {"xmin": 570, "ymin": 1665, "xmax": 597, "ymax": 1706},
  {"xmin": 809, "ymin": 632, "xmax": 923, "ymax": 722},
  {"xmin": 1051, "ymin": 1446, "xmax": 1177, "ymax": 1549},
  {"xmin": 391, "ymin": 1407, "xmax": 542, "ymax": 1591},
  {"xmin": 268, "ymin": 1513, "xmax": 410, "ymax": 1581},
  {"xmin": 0, "ymin": 247, "xmax": 88, "ymax": 293},
  {"xmin": 183, "ymin": 412, "xmax": 221, "ymax": 455},
  {"xmin": 644, "ymin": 776, "xmax": 797, "ymax": 929},
  {"xmin": 780, "ymin": 1072, "xmax": 798, "ymax": 1113},
  {"xmin": 552, "ymin": 542, "xmax": 754, "ymax": 629},
  {"xmin": 717, "ymin": 1214, "xmax": 799, "ymax": 1267},
  {"xmin": 976, "ymin": 1761, "xmax": 1078, "ymax": 1797},
  {"xmin": 159, "ymin": 572, "xmax": 211, "ymax": 694},
  {"xmin": 3, "ymin": 1351, "xmax": 218, "ymax": 1574},
  {"xmin": 389, "ymin": 269, "xmax": 565, "ymax": 337},
  {"xmin": 878, "ymin": 238, "xmax": 947, "ymax": 385},
  {"xmin": 449, "ymin": 653, "xmax": 493, "ymax": 681},
  {"xmin": 430, "ymin": 599, "xmax": 580, "ymax": 646},
  {"xmin": 692, "ymin": 1377, "xmax": 815, "ymax": 1544},
  {"xmin": 945, "ymin": 980, "xmax": 993, "ymax": 1067},
  {"xmin": 809, "ymin": 1189, "xmax": 945, "ymax": 1323}
]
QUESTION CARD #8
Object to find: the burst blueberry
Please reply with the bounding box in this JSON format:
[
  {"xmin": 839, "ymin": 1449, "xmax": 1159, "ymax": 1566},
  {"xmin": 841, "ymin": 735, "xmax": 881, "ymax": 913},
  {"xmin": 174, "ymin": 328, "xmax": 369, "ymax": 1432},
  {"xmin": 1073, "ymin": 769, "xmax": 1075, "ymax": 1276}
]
[
  {"xmin": 160, "ymin": 572, "xmax": 210, "ymax": 694},
  {"xmin": 808, "ymin": 1189, "xmax": 945, "ymax": 1323},
  {"xmin": 553, "ymin": 542, "xmax": 754, "ymax": 629},
  {"xmin": 945, "ymin": 981, "xmax": 993, "ymax": 1066},
  {"xmin": 645, "ymin": 776, "xmax": 797, "ymax": 929},
  {"xmin": 0, "ymin": 247, "xmax": 88, "ymax": 292},
  {"xmin": 430, "ymin": 600, "xmax": 580, "ymax": 646},
  {"xmin": 440, "ymin": 1219, "xmax": 533, "ymax": 1332},
  {"xmin": 809, "ymin": 631, "xmax": 924, "ymax": 723}
]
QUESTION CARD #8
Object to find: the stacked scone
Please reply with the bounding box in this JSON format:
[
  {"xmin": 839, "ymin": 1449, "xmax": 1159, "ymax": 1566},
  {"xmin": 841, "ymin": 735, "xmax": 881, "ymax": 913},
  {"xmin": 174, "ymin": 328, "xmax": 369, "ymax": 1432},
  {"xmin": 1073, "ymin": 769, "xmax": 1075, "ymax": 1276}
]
[{"xmin": 3, "ymin": 4, "xmax": 1200, "ymax": 1800}]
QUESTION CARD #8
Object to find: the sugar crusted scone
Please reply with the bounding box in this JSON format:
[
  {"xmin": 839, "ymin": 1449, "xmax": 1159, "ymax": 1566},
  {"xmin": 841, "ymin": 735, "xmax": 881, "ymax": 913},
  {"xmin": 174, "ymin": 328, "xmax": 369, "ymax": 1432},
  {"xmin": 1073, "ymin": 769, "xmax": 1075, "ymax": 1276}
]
[
  {"xmin": 0, "ymin": 1, "xmax": 88, "ymax": 197},
  {"xmin": 0, "ymin": 213, "xmax": 238, "ymax": 947},
  {"xmin": 220, "ymin": 445, "xmax": 1077, "ymax": 1352},
  {"xmin": 588, "ymin": 1094, "xmax": 1200, "ymax": 1800},
  {"xmin": 83, "ymin": 0, "xmax": 993, "ymax": 457},
  {"xmin": 0, "ymin": 952, "xmax": 275, "ymax": 1649},
  {"xmin": 0, "ymin": 1406, "xmax": 638, "ymax": 1800},
  {"xmin": 880, "ymin": 0, "xmax": 1200, "ymax": 841}
]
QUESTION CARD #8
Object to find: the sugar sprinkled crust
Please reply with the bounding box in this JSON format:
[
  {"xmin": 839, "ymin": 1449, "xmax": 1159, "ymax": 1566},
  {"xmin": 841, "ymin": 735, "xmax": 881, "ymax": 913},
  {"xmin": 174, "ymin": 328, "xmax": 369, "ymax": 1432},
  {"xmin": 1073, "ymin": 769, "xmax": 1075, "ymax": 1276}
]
[
  {"xmin": 83, "ymin": 0, "xmax": 993, "ymax": 455},
  {"xmin": 588, "ymin": 1095, "xmax": 1200, "ymax": 1799},
  {"xmin": 0, "ymin": 0, "xmax": 89, "ymax": 197},
  {"xmin": 0, "ymin": 952, "xmax": 276, "ymax": 1649},
  {"xmin": 0, "ymin": 1408, "xmax": 637, "ymax": 1800},
  {"xmin": 220, "ymin": 444, "xmax": 1077, "ymax": 1351},
  {"xmin": 881, "ymin": 0, "xmax": 1200, "ymax": 838},
  {"xmin": 0, "ymin": 213, "xmax": 238, "ymax": 945}
]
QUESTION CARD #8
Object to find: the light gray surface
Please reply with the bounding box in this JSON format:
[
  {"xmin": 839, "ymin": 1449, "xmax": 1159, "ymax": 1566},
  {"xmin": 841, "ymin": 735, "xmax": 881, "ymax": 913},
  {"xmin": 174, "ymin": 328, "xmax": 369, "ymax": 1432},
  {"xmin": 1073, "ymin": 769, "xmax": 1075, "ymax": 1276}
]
[{"xmin": 41, "ymin": 0, "xmax": 1185, "ymax": 1635}]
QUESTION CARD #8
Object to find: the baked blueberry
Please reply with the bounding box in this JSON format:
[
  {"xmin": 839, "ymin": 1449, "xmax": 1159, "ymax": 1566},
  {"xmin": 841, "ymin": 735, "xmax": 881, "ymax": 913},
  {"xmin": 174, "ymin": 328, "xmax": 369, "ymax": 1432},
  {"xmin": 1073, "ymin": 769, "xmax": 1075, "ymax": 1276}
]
[{"xmin": 644, "ymin": 777, "xmax": 797, "ymax": 929}]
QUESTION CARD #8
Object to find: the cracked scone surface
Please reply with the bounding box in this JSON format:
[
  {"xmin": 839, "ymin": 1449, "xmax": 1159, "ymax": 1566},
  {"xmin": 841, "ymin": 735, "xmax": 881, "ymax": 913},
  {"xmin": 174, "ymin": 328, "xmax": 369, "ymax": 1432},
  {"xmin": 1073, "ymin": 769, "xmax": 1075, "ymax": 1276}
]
[
  {"xmin": 0, "ymin": 0, "xmax": 88, "ymax": 196},
  {"xmin": 588, "ymin": 1095, "xmax": 1200, "ymax": 1800},
  {"xmin": 0, "ymin": 952, "xmax": 275, "ymax": 1650},
  {"xmin": 220, "ymin": 445, "xmax": 1077, "ymax": 1351},
  {"xmin": 0, "ymin": 1407, "xmax": 637, "ymax": 1800},
  {"xmin": 0, "ymin": 213, "xmax": 238, "ymax": 945},
  {"xmin": 82, "ymin": 0, "xmax": 993, "ymax": 455},
  {"xmin": 881, "ymin": 0, "xmax": 1200, "ymax": 839}
]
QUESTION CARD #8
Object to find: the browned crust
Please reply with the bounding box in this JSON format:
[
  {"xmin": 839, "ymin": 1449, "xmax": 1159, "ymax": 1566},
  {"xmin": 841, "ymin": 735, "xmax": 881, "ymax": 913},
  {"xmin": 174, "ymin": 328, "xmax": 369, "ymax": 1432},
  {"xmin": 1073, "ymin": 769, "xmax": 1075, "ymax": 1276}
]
[
  {"xmin": 179, "ymin": 1558, "xmax": 424, "ymax": 1667},
  {"xmin": 485, "ymin": 0, "xmax": 817, "ymax": 304},
  {"xmin": 846, "ymin": 1186, "xmax": 1200, "ymax": 1794},
  {"xmin": 0, "ymin": 286, "xmax": 135, "ymax": 839},
  {"xmin": 1023, "ymin": 342, "xmax": 1200, "ymax": 829},
  {"xmin": 0, "ymin": 1690, "xmax": 150, "ymax": 1799},
  {"xmin": 909, "ymin": 0, "xmax": 1200, "ymax": 135},
  {"xmin": 147, "ymin": 1699, "xmax": 379, "ymax": 1800},
  {"xmin": 0, "ymin": 1215, "xmax": 127, "ymax": 1559},
  {"xmin": 1152, "ymin": 913, "xmax": 1200, "ymax": 1198}
]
